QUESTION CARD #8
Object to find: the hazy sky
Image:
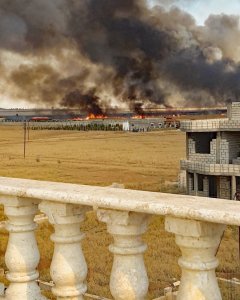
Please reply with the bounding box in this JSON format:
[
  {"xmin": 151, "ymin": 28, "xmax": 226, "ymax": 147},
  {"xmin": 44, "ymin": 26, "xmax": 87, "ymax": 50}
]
[{"xmin": 150, "ymin": 0, "xmax": 240, "ymax": 24}]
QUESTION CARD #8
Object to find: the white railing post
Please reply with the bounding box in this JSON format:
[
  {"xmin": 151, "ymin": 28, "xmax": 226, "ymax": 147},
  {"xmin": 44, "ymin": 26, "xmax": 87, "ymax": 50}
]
[
  {"xmin": 97, "ymin": 209, "xmax": 150, "ymax": 300},
  {"xmin": 0, "ymin": 196, "xmax": 46, "ymax": 300},
  {"xmin": 165, "ymin": 216, "xmax": 226, "ymax": 300},
  {"xmin": 40, "ymin": 201, "xmax": 89, "ymax": 300}
]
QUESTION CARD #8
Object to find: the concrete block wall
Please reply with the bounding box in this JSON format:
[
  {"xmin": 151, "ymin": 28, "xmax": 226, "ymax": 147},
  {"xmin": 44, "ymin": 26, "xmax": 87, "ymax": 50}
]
[
  {"xmin": 196, "ymin": 176, "xmax": 209, "ymax": 197},
  {"xmin": 219, "ymin": 139, "xmax": 229, "ymax": 164},
  {"xmin": 219, "ymin": 176, "xmax": 231, "ymax": 199},
  {"xmin": 188, "ymin": 173, "xmax": 195, "ymax": 196},
  {"xmin": 188, "ymin": 139, "xmax": 217, "ymax": 164},
  {"xmin": 203, "ymin": 176, "xmax": 209, "ymax": 197},
  {"xmin": 227, "ymin": 102, "xmax": 240, "ymax": 120},
  {"xmin": 188, "ymin": 139, "xmax": 195, "ymax": 155},
  {"xmin": 178, "ymin": 170, "xmax": 187, "ymax": 190},
  {"xmin": 189, "ymin": 133, "xmax": 240, "ymax": 165},
  {"xmin": 187, "ymin": 173, "xmax": 209, "ymax": 197},
  {"xmin": 221, "ymin": 132, "xmax": 240, "ymax": 163}
]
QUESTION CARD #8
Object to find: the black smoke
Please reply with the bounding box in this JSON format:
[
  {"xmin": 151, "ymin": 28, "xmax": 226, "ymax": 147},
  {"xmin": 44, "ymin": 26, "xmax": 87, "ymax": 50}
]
[
  {"xmin": 61, "ymin": 89, "xmax": 103, "ymax": 115},
  {"xmin": 0, "ymin": 0, "xmax": 240, "ymax": 111}
]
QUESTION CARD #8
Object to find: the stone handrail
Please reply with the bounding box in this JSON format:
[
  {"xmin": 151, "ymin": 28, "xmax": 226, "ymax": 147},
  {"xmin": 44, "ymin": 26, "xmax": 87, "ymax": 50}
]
[{"xmin": 0, "ymin": 177, "xmax": 239, "ymax": 300}]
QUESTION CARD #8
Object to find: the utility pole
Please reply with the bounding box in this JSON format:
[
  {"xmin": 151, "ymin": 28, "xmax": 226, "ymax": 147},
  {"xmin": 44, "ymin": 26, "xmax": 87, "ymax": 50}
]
[
  {"xmin": 23, "ymin": 121, "xmax": 27, "ymax": 159},
  {"xmin": 27, "ymin": 121, "xmax": 30, "ymax": 141}
]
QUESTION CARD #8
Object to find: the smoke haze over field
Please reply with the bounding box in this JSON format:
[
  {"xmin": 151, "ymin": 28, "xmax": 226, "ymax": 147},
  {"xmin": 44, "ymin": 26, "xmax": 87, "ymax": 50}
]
[{"xmin": 0, "ymin": 0, "xmax": 240, "ymax": 111}]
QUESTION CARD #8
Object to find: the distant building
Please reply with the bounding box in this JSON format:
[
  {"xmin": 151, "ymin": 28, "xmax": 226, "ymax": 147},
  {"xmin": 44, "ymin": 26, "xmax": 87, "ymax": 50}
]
[
  {"xmin": 180, "ymin": 101, "xmax": 240, "ymax": 200},
  {"xmin": 27, "ymin": 118, "xmax": 165, "ymax": 132},
  {"xmin": 127, "ymin": 118, "xmax": 165, "ymax": 132}
]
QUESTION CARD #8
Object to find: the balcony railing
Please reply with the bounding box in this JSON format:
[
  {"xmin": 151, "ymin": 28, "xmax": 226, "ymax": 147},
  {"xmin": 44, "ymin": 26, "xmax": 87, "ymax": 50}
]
[
  {"xmin": 0, "ymin": 176, "xmax": 239, "ymax": 300},
  {"xmin": 181, "ymin": 159, "xmax": 240, "ymax": 175}
]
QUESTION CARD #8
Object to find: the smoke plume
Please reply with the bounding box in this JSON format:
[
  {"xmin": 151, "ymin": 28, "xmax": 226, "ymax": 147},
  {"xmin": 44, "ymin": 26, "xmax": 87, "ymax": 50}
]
[{"xmin": 0, "ymin": 0, "xmax": 240, "ymax": 111}]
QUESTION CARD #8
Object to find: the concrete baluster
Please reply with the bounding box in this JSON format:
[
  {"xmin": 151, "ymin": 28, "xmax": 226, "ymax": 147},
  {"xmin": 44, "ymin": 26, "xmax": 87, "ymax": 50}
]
[
  {"xmin": 40, "ymin": 202, "xmax": 89, "ymax": 300},
  {"xmin": 97, "ymin": 209, "xmax": 149, "ymax": 300},
  {"xmin": 1, "ymin": 196, "xmax": 46, "ymax": 300},
  {"xmin": 165, "ymin": 216, "xmax": 226, "ymax": 300}
]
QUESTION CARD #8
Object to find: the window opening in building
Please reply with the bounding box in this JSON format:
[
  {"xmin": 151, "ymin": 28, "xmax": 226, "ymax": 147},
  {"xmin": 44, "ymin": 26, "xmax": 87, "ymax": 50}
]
[
  {"xmin": 237, "ymin": 177, "xmax": 240, "ymax": 190},
  {"xmin": 236, "ymin": 177, "xmax": 240, "ymax": 200},
  {"xmin": 189, "ymin": 132, "xmax": 217, "ymax": 154},
  {"xmin": 209, "ymin": 176, "xmax": 217, "ymax": 198},
  {"xmin": 198, "ymin": 174, "xmax": 204, "ymax": 192}
]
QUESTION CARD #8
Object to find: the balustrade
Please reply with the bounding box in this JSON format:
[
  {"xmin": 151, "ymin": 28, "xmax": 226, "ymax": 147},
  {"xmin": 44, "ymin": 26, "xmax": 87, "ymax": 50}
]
[
  {"xmin": 39, "ymin": 202, "xmax": 89, "ymax": 300},
  {"xmin": 165, "ymin": 217, "xmax": 226, "ymax": 300},
  {"xmin": 0, "ymin": 196, "xmax": 45, "ymax": 300},
  {"xmin": 0, "ymin": 177, "xmax": 239, "ymax": 300},
  {"xmin": 97, "ymin": 209, "xmax": 149, "ymax": 300}
]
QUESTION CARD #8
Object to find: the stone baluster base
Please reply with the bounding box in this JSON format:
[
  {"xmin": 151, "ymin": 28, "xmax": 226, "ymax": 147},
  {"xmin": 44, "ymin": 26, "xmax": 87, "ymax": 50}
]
[
  {"xmin": 0, "ymin": 196, "xmax": 46, "ymax": 300},
  {"xmin": 165, "ymin": 216, "xmax": 226, "ymax": 300},
  {"xmin": 97, "ymin": 209, "xmax": 150, "ymax": 300},
  {"xmin": 40, "ymin": 201, "xmax": 90, "ymax": 300}
]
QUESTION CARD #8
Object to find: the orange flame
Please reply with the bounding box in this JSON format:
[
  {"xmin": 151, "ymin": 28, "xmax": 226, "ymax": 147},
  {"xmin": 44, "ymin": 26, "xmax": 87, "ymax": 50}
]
[
  {"xmin": 131, "ymin": 115, "xmax": 145, "ymax": 119},
  {"xmin": 86, "ymin": 113, "xmax": 106, "ymax": 120}
]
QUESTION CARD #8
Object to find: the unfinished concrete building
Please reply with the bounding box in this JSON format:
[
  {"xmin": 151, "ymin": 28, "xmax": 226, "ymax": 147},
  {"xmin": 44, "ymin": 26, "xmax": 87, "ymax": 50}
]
[{"xmin": 180, "ymin": 101, "xmax": 240, "ymax": 200}]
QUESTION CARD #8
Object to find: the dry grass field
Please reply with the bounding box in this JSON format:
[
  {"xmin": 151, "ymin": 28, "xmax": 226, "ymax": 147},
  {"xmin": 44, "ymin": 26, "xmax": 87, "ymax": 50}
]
[
  {"xmin": 0, "ymin": 125, "xmax": 239, "ymax": 299},
  {"xmin": 0, "ymin": 125, "xmax": 184, "ymax": 190}
]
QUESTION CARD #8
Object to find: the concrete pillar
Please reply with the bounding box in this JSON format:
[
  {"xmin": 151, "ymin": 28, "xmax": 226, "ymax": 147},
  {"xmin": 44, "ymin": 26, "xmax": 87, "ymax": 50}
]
[
  {"xmin": 186, "ymin": 172, "xmax": 189, "ymax": 195},
  {"xmin": 40, "ymin": 202, "xmax": 90, "ymax": 300},
  {"xmin": 203, "ymin": 176, "xmax": 209, "ymax": 197},
  {"xmin": 97, "ymin": 209, "xmax": 150, "ymax": 300},
  {"xmin": 186, "ymin": 133, "xmax": 189, "ymax": 160},
  {"xmin": 2, "ymin": 197, "xmax": 46, "ymax": 300},
  {"xmin": 165, "ymin": 217, "xmax": 226, "ymax": 300},
  {"xmin": 194, "ymin": 173, "xmax": 198, "ymax": 196},
  {"xmin": 219, "ymin": 176, "xmax": 232, "ymax": 200},
  {"xmin": 232, "ymin": 176, "xmax": 236, "ymax": 200},
  {"xmin": 216, "ymin": 132, "xmax": 221, "ymax": 164}
]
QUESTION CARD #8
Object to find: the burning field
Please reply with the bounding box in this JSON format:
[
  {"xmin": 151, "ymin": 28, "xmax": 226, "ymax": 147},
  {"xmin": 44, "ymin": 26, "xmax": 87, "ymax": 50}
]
[{"xmin": 0, "ymin": 0, "xmax": 240, "ymax": 112}]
